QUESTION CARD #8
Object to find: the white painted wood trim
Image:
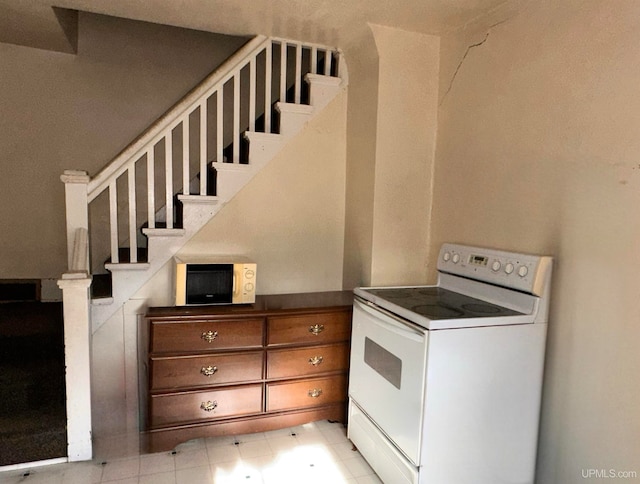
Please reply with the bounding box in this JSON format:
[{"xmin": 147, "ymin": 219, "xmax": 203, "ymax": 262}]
[
  {"xmin": 60, "ymin": 170, "xmax": 90, "ymax": 271},
  {"xmin": 280, "ymin": 41, "xmax": 287, "ymax": 101},
  {"xmin": 57, "ymin": 274, "xmax": 93, "ymax": 462},
  {"xmin": 294, "ymin": 42, "xmax": 302, "ymax": 104},
  {"xmin": 264, "ymin": 42, "xmax": 272, "ymax": 133},
  {"xmin": 233, "ymin": 72, "xmax": 240, "ymax": 163},
  {"xmin": 127, "ymin": 166, "xmax": 137, "ymax": 263},
  {"xmin": 177, "ymin": 194, "xmax": 220, "ymax": 204},
  {"xmin": 70, "ymin": 228, "xmax": 89, "ymax": 273},
  {"xmin": 87, "ymin": 35, "xmax": 269, "ymax": 201},
  {"xmin": 305, "ymin": 73, "xmax": 343, "ymax": 86},
  {"xmin": 275, "ymin": 102, "xmax": 315, "ymax": 115},
  {"xmin": 249, "ymin": 57, "xmax": 256, "ymax": 132},
  {"xmin": 311, "ymin": 47, "xmax": 318, "ymax": 75},
  {"xmin": 216, "ymin": 89, "xmax": 223, "ymax": 164},
  {"xmin": 109, "ymin": 181, "xmax": 119, "ymax": 264},
  {"xmin": 200, "ymin": 100, "xmax": 208, "ymax": 194},
  {"xmin": 182, "ymin": 116, "xmax": 190, "ymax": 195},
  {"xmin": 142, "ymin": 228, "xmax": 186, "ymax": 237},
  {"xmin": 104, "ymin": 262, "xmax": 151, "ymax": 271},
  {"xmin": 164, "ymin": 136, "xmax": 173, "ymax": 228},
  {"xmin": 146, "ymin": 148, "xmax": 155, "ymax": 229}
]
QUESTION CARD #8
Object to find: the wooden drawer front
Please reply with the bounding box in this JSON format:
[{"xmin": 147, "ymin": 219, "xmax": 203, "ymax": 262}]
[
  {"xmin": 151, "ymin": 318, "xmax": 263, "ymax": 353},
  {"xmin": 267, "ymin": 311, "xmax": 351, "ymax": 346},
  {"xmin": 267, "ymin": 343, "xmax": 349, "ymax": 379},
  {"xmin": 151, "ymin": 352, "xmax": 263, "ymax": 391},
  {"xmin": 150, "ymin": 384, "xmax": 263, "ymax": 428},
  {"xmin": 266, "ymin": 375, "xmax": 347, "ymax": 412}
]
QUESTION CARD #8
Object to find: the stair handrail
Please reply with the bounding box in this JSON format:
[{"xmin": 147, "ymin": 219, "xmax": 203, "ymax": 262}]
[{"xmin": 87, "ymin": 34, "xmax": 269, "ymax": 202}]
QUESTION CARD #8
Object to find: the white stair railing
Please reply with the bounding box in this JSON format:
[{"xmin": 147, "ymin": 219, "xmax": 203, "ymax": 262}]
[{"xmin": 62, "ymin": 35, "xmax": 343, "ymax": 273}]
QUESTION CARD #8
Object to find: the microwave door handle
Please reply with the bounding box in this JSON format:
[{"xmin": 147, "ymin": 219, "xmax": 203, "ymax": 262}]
[{"xmin": 232, "ymin": 269, "xmax": 238, "ymax": 296}]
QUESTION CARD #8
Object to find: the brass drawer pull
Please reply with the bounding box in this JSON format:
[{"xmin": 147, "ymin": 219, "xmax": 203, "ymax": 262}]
[
  {"xmin": 308, "ymin": 324, "xmax": 324, "ymax": 336},
  {"xmin": 201, "ymin": 330, "xmax": 218, "ymax": 343},
  {"xmin": 200, "ymin": 365, "xmax": 218, "ymax": 377},
  {"xmin": 308, "ymin": 388, "xmax": 323, "ymax": 398},
  {"xmin": 308, "ymin": 356, "xmax": 324, "ymax": 366},
  {"xmin": 200, "ymin": 400, "xmax": 218, "ymax": 412}
]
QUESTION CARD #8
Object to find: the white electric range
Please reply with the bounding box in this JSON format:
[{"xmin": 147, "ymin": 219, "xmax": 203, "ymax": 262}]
[{"xmin": 347, "ymin": 243, "xmax": 553, "ymax": 484}]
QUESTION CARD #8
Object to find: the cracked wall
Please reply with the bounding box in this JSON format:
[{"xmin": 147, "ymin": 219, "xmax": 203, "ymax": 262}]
[{"xmin": 432, "ymin": 0, "xmax": 640, "ymax": 481}]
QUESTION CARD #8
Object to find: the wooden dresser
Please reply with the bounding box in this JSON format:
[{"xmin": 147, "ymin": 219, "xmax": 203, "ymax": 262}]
[{"xmin": 141, "ymin": 291, "xmax": 353, "ymax": 452}]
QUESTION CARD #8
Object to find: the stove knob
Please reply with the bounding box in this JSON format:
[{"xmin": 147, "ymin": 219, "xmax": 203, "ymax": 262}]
[
  {"xmin": 452, "ymin": 253, "xmax": 460, "ymax": 264},
  {"xmin": 443, "ymin": 252, "xmax": 451, "ymax": 262},
  {"xmin": 518, "ymin": 265, "xmax": 528, "ymax": 277},
  {"xmin": 504, "ymin": 263, "xmax": 514, "ymax": 274},
  {"xmin": 491, "ymin": 260, "xmax": 501, "ymax": 272}
]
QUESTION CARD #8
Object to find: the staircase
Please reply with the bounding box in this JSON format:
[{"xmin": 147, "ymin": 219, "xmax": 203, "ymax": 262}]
[{"xmin": 61, "ymin": 35, "xmax": 347, "ymax": 332}]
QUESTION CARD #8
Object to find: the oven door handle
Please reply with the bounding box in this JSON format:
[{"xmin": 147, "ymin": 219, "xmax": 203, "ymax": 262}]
[{"xmin": 354, "ymin": 298, "xmax": 426, "ymax": 340}]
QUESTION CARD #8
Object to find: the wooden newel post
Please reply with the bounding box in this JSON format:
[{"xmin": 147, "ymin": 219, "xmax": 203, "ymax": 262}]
[
  {"xmin": 57, "ymin": 274, "xmax": 93, "ymax": 461},
  {"xmin": 59, "ymin": 170, "xmax": 93, "ymax": 461},
  {"xmin": 61, "ymin": 170, "xmax": 90, "ymax": 271}
]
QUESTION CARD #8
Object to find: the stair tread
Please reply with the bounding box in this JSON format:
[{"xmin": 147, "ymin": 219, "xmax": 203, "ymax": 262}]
[
  {"xmin": 275, "ymin": 102, "xmax": 314, "ymax": 114},
  {"xmin": 105, "ymin": 247, "xmax": 148, "ymax": 264},
  {"xmin": 142, "ymin": 221, "xmax": 183, "ymax": 229},
  {"xmin": 178, "ymin": 194, "xmax": 221, "ymax": 202},
  {"xmin": 142, "ymin": 227, "xmax": 185, "ymax": 237},
  {"xmin": 305, "ymin": 73, "xmax": 342, "ymax": 85},
  {"xmin": 105, "ymin": 262, "xmax": 151, "ymax": 271}
]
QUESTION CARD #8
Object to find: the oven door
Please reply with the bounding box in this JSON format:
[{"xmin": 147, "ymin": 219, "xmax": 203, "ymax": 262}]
[{"xmin": 349, "ymin": 298, "xmax": 428, "ymax": 465}]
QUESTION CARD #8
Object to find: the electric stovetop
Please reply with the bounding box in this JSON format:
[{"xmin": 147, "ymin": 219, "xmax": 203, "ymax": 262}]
[{"xmin": 355, "ymin": 286, "xmax": 530, "ymax": 330}]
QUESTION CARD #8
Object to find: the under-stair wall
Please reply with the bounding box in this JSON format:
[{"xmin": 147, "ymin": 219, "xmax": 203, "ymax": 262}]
[{"xmin": 62, "ymin": 34, "xmax": 348, "ymax": 333}]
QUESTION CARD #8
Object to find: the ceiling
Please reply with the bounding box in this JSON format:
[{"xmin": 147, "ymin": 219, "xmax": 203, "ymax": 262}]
[{"xmin": 0, "ymin": 0, "xmax": 521, "ymax": 54}]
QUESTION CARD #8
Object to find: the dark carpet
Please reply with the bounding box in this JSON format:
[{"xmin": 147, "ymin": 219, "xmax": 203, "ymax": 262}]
[{"xmin": 0, "ymin": 302, "xmax": 67, "ymax": 466}]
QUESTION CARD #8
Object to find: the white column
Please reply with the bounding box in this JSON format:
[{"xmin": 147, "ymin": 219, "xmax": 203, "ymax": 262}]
[
  {"xmin": 60, "ymin": 170, "xmax": 90, "ymax": 271},
  {"xmin": 57, "ymin": 273, "xmax": 93, "ymax": 462}
]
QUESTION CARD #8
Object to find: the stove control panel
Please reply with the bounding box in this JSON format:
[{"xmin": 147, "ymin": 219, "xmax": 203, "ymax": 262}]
[{"xmin": 438, "ymin": 243, "xmax": 552, "ymax": 296}]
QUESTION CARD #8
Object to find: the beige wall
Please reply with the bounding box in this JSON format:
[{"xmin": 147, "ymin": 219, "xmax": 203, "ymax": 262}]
[
  {"xmin": 340, "ymin": 24, "xmax": 440, "ymax": 289},
  {"xmin": 0, "ymin": 13, "xmax": 247, "ymax": 281},
  {"xmin": 433, "ymin": 1, "xmax": 640, "ymax": 481},
  {"xmin": 341, "ymin": 30, "xmax": 380, "ymax": 289},
  {"xmin": 369, "ymin": 24, "xmax": 439, "ymax": 286}
]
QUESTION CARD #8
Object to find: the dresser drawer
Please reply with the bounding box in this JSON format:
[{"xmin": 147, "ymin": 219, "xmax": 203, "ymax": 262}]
[
  {"xmin": 267, "ymin": 311, "xmax": 351, "ymax": 346},
  {"xmin": 149, "ymin": 384, "xmax": 263, "ymax": 428},
  {"xmin": 266, "ymin": 375, "xmax": 347, "ymax": 412},
  {"xmin": 267, "ymin": 343, "xmax": 349, "ymax": 379},
  {"xmin": 151, "ymin": 351, "xmax": 263, "ymax": 391},
  {"xmin": 150, "ymin": 318, "xmax": 263, "ymax": 353}
]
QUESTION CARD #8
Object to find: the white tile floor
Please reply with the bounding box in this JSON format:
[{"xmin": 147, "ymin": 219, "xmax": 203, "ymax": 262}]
[{"xmin": 0, "ymin": 421, "xmax": 382, "ymax": 484}]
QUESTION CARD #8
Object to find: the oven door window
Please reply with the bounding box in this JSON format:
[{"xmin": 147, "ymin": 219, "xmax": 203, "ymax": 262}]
[
  {"xmin": 364, "ymin": 337, "xmax": 402, "ymax": 389},
  {"xmin": 349, "ymin": 299, "xmax": 428, "ymax": 466}
]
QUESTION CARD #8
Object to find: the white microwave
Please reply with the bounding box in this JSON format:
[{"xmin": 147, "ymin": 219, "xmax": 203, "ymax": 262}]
[{"xmin": 174, "ymin": 256, "xmax": 256, "ymax": 306}]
